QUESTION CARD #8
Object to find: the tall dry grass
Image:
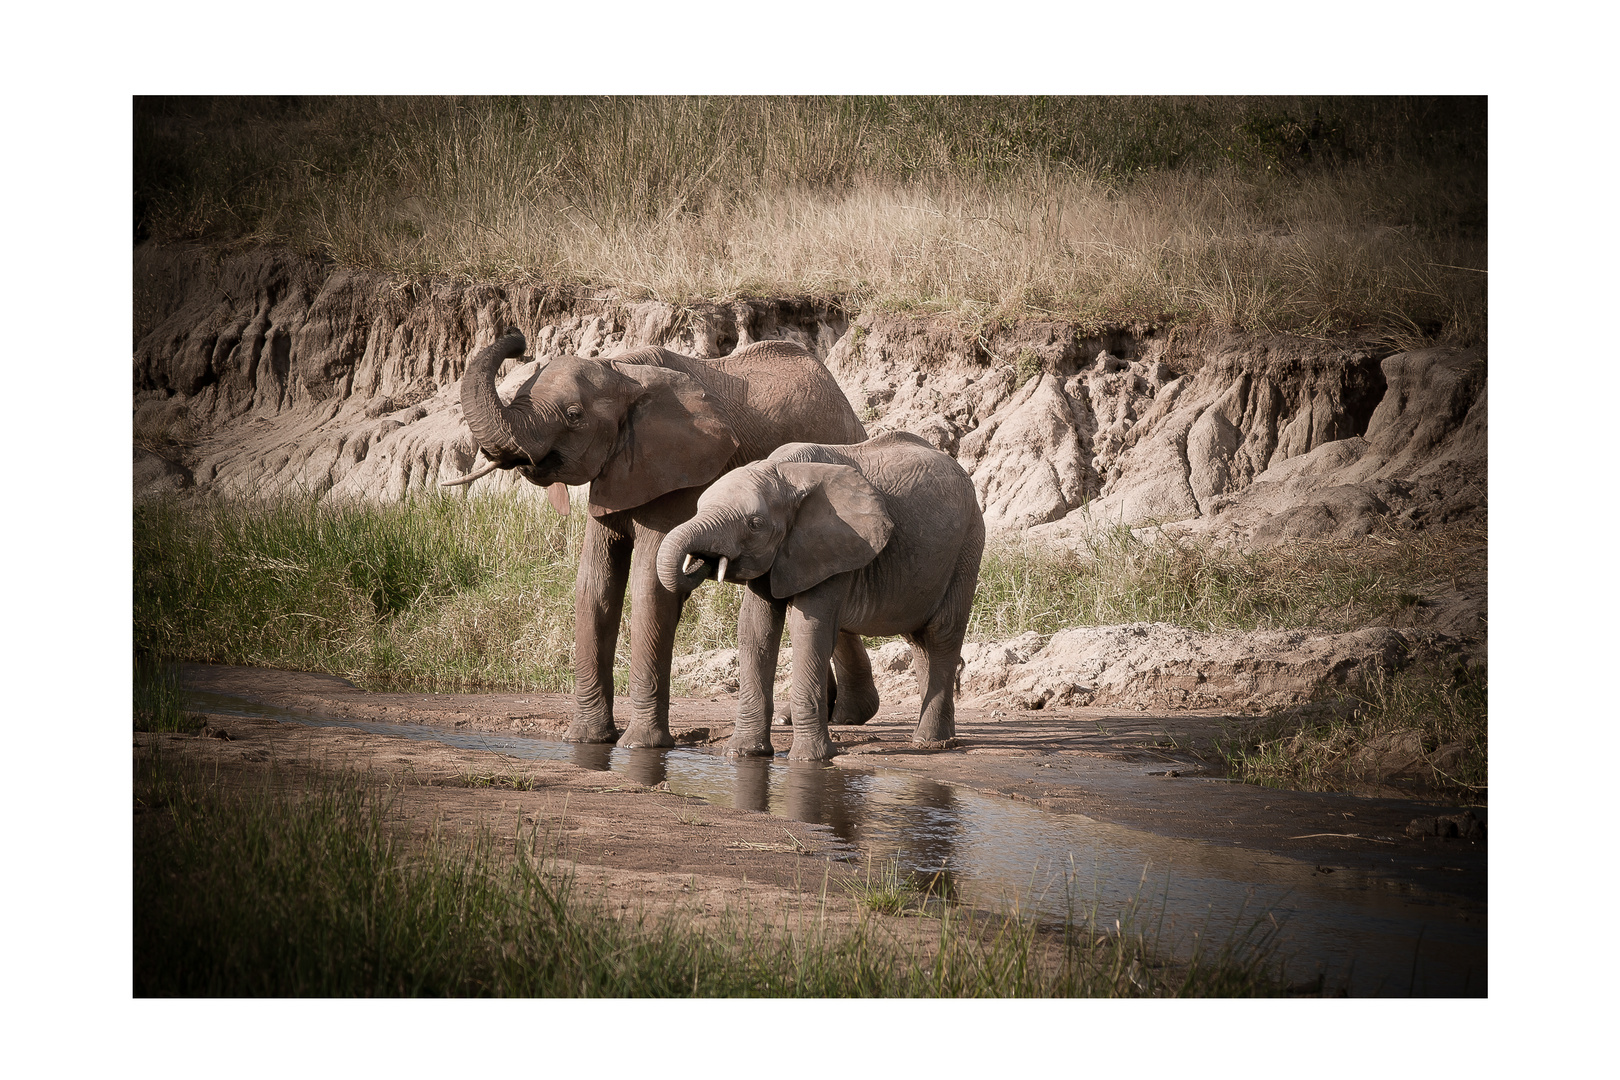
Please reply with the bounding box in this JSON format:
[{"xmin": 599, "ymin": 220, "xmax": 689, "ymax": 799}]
[{"xmin": 134, "ymin": 96, "xmax": 1485, "ymax": 343}]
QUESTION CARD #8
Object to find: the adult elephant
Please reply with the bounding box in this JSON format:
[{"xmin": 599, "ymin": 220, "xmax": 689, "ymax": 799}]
[{"xmin": 443, "ymin": 329, "xmax": 873, "ymax": 747}]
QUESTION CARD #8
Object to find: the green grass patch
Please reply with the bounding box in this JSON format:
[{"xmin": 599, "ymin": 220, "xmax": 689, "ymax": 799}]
[
  {"xmin": 133, "ymin": 96, "xmax": 1485, "ymax": 344},
  {"xmin": 133, "ymin": 491, "xmax": 770, "ymax": 692},
  {"xmin": 843, "ymin": 855, "xmax": 960, "ymax": 917},
  {"xmin": 134, "ymin": 652, "xmax": 204, "ymax": 732},
  {"xmin": 134, "ymin": 494, "xmax": 1482, "ymax": 695},
  {"xmin": 134, "ymin": 491, "xmax": 576, "ymax": 690},
  {"xmin": 1214, "ymin": 662, "xmax": 1487, "ymax": 796},
  {"xmin": 133, "ymin": 746, "xmax": 1288, "ymax": 996}
]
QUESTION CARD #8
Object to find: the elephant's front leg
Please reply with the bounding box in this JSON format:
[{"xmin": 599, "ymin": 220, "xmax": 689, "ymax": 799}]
[
  {"xmin": 728, "ymin": 582, "xmax": 785, "ymax": 757},
  {"xmin": 617, "ymin": 524, "xmax": 682, "ymax": 749},
  {"xmin": 565, "ymin": 516, "xmax": 633, "ymax": 744},
  {"xmin": 785, "ymin": 588, "xmax": 846, "ymax": 761}
]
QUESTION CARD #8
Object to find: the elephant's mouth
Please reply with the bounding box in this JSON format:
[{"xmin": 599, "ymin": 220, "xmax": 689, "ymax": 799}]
[
  {"xmin": 677, "ymin": 551, "xmax": 734, "ymax": 584},
  {"xmin": 517, "ymin": 449, "xmax": 567, "ymax": 485}
]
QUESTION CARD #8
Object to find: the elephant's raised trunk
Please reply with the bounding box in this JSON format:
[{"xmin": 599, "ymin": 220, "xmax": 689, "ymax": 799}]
[{"xmin": 459, "ymin": 330, "xmax": 529, "ymax": 464}]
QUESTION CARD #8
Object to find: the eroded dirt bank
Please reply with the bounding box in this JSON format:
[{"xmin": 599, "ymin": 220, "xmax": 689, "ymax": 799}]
[
  {"xmin": 172, "ymin": 663, "xmax": 1486, "ymax": 911},
  {"xmin": 133, "ymin": 245, "xmax": 1486, "ymax": 562}
]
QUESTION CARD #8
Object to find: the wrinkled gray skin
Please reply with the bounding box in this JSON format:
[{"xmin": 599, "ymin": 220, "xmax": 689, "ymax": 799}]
[
  {"xmin": 448, "ymin": 330, "xmax": 871, "ymax": 747},
  {"xmin": 657, "ymin": 432, "xmax": 986, "ymax": 761}
]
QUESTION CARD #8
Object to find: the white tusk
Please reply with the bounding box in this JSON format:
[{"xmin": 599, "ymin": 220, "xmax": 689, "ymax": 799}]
[
  {"xmin": 717, "ymin": 556, "xmax": 729, "ymax": 583},
  {"xmin": 683, "ymin": 553, "xmax": 703, "ymax": 576},
  {"xmin": 439, "ymin": 459, "xmax": 503, "ymax": 487}
]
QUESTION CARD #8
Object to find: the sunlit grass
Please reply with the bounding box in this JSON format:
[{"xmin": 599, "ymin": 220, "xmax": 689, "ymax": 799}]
[
  {"xmin": 133, "ymin": 492, "xmax": 777, "ymax": 692},
  {"xmin": 134, "ymin": 95, "xmax": 1485, "ymax": 344},
  {"xmin": 970, "ymin": 521, "xmax": 1485, "ymax": 639}
]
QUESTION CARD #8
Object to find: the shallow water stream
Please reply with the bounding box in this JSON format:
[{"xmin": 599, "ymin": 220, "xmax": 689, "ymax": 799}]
[{"xmin": 189, "ymin": 689, "xmax": 1486, "ymax": 996}]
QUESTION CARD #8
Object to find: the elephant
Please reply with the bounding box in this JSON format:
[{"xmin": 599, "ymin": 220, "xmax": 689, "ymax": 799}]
[
  {"xmin": 442, "ymin": 329, "xmax": 873, "ymax": 748},
  {"xmin": 656, "ymin": 431, "xmax": 985, "ymax": 761}
]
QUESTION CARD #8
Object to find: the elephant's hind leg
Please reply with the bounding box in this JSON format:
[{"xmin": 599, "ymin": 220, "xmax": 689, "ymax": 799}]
[
  {"xmin": 829, "ymin": 630, "xmax": 880, "ymax": 725},
  {"xmin": 909, "ymin": 533, "xmax": 981, "ymax": 745}
]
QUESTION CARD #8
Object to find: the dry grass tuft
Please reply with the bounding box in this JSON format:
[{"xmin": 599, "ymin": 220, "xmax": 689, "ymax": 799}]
[{"xmin": 971, "ymin": 521, "xmax": 1485, "ymax": 640}]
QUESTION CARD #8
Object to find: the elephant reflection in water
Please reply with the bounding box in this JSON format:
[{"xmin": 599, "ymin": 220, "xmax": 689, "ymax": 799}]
[
  {"xmin": 892, "ymin": 777, "xmax": 961, "ymax": 885},
  {"xmin": 729, "ymin": 758, "xmax": 863, "ymax": 842},
  {"xmin": 569, "ymin": 741, "xmax": 614, "ymax": 772},
  {"xmin": 622, "ymin": 748, "xmax": 668, "ymax": 788},
  {"xmin": 732, "ymin": 755, "xmax": 772, "ymax": 815},
  {"xmin": 568, "ymin": 741, "xmax": 666, "ymax": 788},
  {"xmin": 782, "ymin": 762, "xmax": 865, "ymax": 843},
  {"xmin": 730, "ymin": 761, "xmax": 963, "ymax": 871}
]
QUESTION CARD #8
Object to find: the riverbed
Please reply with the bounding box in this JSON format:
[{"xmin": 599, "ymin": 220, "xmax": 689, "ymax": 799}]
[{"xmin": 171, "ymin": 664, "xmax": 1486, "ymax": 995}]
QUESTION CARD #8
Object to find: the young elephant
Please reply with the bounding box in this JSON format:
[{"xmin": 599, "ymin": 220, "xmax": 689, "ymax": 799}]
[{"xmin": 657, "ymin": 432, "xmax": 985, "ymax": 760}]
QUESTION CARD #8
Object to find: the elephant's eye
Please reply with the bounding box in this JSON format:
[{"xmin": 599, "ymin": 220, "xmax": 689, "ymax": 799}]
[
  {"xmin": 565, "ymin": 404, "xmax": 584, "ymax": 423},
  {"xmin": 747, "ymin": 515, "xmax": 764, "ymax": 531}
]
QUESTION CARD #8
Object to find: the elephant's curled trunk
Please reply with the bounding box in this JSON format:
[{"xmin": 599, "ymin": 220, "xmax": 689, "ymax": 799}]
[
  {"xmin": 459, "ymin": 330, "xmax": 529, "ymax": 463},
  {"xmin": 657, "ymin": 513, "xmax": 729, "ymax": 594}
]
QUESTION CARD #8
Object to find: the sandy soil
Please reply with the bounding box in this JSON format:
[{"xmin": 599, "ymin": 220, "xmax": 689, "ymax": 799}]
[{"xmin": 146, "ymin": 663, "xmax": 1486, "ymax": 923}]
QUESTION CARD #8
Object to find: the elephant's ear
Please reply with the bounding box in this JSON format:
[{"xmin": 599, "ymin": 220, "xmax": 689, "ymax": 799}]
[
  {"xmin": 590, "ymin": 365, "xmax": 741, "ymax": 516},
  {"xmin": 768, "ymin": 462, "xmax": 893, "ymax": 599}
]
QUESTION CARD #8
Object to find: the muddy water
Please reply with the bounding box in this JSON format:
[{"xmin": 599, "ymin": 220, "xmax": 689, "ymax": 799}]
[{"xmin": 190, "ymin": 690, "xmax": 1485, "ymax": 996}]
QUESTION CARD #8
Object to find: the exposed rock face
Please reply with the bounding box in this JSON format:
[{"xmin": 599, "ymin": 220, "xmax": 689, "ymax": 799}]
[
  {"xmin": 134, "ymin": 246, "xmax": 1485, "ymax": 552},
  {"xmin": 825, "ymin": 316, "xmax": 1479, "ymax": 548}
]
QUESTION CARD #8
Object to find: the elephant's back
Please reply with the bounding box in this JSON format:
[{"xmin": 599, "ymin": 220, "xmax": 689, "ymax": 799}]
[
  {"xmin": 854, "ymin": 435, "xmax": 976, "ymax": 509},
  {"xmin": 693, "ymin": 342, "xmax": 867, "ymax": 451}
]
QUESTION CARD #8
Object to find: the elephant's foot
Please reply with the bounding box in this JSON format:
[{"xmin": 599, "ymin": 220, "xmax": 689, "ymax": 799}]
[
  {"xmin": 617, "ymin": 721, "xmax": 675, "ymax": 749},
  {"xmin": 910, "ymin": 715, "xmax": 955, "ymax": 745},
  {"xmin": 829, "ymin": 688, "xmax": 880, "ymax": 726},
  {"xmin": 564, "ymin": 715, "xmax": 620, "ymax": 744},
  {"xmin": 724, "ymin": 732, "xmax": 775, "ymax": 757},
  {"xmin": 787, "ymin": 727, "xmax": 838, "ymax": 761}
]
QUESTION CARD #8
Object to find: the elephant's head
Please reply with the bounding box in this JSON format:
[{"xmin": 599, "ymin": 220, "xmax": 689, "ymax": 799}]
[
  {"xmin": 657, "ymin": 458, "xmax": 894, "ymax": 598},
  {"xmin": 443, "ymin": 330, "xmax": 741, "ymax": 516}
]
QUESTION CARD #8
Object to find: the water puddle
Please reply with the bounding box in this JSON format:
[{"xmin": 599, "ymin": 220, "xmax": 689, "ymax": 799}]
[{"xmin": 189, "ymin": 689, "xmax": 1485, "ymax": 995}]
